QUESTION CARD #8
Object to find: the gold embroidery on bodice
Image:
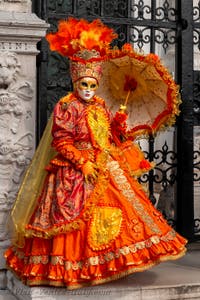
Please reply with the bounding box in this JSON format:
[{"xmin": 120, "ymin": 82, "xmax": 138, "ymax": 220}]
[{"xmin": 86, "ymin": 105, "xmax": 111, "ymax": 150}]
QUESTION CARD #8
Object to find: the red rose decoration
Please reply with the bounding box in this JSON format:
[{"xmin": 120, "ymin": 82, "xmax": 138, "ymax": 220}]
[{"xmin": 140, "ymin": 159, "xmax": 151, "ymax": 169}]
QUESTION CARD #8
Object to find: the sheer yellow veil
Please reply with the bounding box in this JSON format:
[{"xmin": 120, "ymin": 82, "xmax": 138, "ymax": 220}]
[{"xmin": 8, "ymin": 114, "xmax": 56, "ymax": 247}]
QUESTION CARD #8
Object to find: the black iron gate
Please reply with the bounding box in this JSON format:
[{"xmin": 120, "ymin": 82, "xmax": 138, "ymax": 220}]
[{"xmin": 32, "ymin": 0, "xmax": 200, "ymax": 242}]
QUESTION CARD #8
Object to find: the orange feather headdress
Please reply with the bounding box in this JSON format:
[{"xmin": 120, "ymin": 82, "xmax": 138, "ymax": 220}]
[{"xmin": 46, "ymin": 17, "xmax": 117, "ymax": 83}]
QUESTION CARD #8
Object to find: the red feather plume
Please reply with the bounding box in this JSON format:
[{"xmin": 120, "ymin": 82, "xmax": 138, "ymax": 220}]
[{"xmin": 46, "ymin": 17, "xmax": 117, "ymax": 59}]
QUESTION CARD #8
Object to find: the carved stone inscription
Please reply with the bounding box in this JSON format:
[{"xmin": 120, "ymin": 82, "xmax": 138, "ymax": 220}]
[
  {"xmin": 0, "ymin": 52, "xmax": 34, "ymax": 210},
  {"xmin": 0, "ymin": 42, "xmax": 28, "ymax": 51}
]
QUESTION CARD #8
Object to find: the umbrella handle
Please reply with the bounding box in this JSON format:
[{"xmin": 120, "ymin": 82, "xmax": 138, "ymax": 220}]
[
  {"xmin": 119, "ymin": 104, "xmax": 127, "ymax": 112},
  {"xmin": 124, "ymin": 89, "xmax": 131, "ymax": 107}
]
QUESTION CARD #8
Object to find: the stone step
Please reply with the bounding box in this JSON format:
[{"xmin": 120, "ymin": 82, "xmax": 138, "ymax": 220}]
[
  {"xmin": 6, "ymin": 247, "xmax": 200, "ymax": 300},
  {"xmin": 0, "ymin": 290, "xmax": 17, "ymax": 300}
]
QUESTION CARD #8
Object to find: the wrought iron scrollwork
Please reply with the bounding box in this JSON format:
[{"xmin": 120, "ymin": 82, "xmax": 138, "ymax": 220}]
[
  {"xmin": 85, "ymin": 0, "xmax": 100, "ymax": 16},
  {"xmin": 47, "ymin": 52, "xmax": 71, "ymax": 114},
  {"xmin": 155, "ymin": 29, "xmax": 176, "ymax": 53},
  {"xmin": 104, "ymin": 0, "xmax": 127, "ymax": 17},
  {"xmin": 130, "ymin": 26, "xmax": 177, "ymax": 53},
  {"xmin": 131, "ymin": 0, "xmax": 151, "ymax": 20},
  {"xmin": 48, "ymin": 0, "xmax": 73, "ymax": 13},
  {"xmin": 140, "ymin": 141, "xmax": 177, "ymax": 188},
  {"xmin": 194, "ymin": 150, "xmax": 200, "ymax": 182},
  {"xmin": 193, "ymin": 1, "xmax": 200, "ymax": 22},
  {"xmin": 130, "ymin": 26, "xmax": 151, "ymax": 50},
  {"xmin": 131, "ymin": 0, "xmax": 176, "ymax": 21},
  {"xmin": 153, "ymin": 141, "xmax": 177, "ymax": 188},
  {"xmin": 139, "ymin": 138, "xmax": 177, "ymax": 226},
  {"xmin": 194, "ymin": 218, "xmax": 200, "ymax": 234},
  {"xmin": 193, "ymin": 29, "xmax": 200, "ymax": 51},
  {"xmin": 70, "ymin": 0, "xmax": 129, "ymax": 18},
  {"xmin": 155, "ymin": 0, "xmax": 176, "ymax": 21},
  {"xmin": 193, "ymin": 121, "xmax": 200, "ymax": 235},
  {"xmin": 154, "ymin": 140, "xmax": 177, "ymax": 228},
  {"xmin": 194, "ymin": 71, "xmax": 200, "ymax": 123}
]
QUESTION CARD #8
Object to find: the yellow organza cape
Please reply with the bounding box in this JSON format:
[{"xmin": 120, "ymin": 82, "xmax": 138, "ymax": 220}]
[{"xmin": 8, "ymin": 114, "xmax": 56, "ymax": 247}]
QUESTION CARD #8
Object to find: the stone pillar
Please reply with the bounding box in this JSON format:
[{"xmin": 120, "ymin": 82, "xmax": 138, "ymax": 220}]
[{"xmin": 0, "ymin": 0, "xmax": 48, "ymax": 289}]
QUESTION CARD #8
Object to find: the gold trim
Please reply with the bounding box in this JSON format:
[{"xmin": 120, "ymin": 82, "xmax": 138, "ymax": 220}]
[
  {"xmin": 10, "ymin": 229, "xmax": 185, "ymax": 271},
  {"xmin": 106, "ymin": 157, "xmax": 162, "ymax": 234},
  {"xmin": 86, "ymin": 104, "xmax": 111, "ymax": 150},
  {"xmin": 24, "ymin": 248, "xmax": 186, "ymax": 289}
]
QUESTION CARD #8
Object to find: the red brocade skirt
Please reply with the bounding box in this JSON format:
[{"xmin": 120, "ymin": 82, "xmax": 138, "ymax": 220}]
[{"xmin": 5, "ymin": 145, "xmax": 187, "ymax": 290}]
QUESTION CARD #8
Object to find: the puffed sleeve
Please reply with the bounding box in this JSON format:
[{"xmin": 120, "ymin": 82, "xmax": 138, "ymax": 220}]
[{"xmin": 51, "ymin": 98, "xmax": 87, "ymax": 167}]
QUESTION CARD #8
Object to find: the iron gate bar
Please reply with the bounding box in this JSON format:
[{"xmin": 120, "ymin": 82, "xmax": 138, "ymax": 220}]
[
  {"xmin": 46, "ymin": 15, "xmax": 178, "ymax": 29},
  {"xmin": 176, "ymin": 0, "xmax": 194, "ymax": 240},
  {"xmin": 192, "ymin": 23, "xmax": 200, "ymax": 28}
]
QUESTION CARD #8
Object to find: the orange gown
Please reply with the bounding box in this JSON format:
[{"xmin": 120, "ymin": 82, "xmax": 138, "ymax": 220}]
[{"xmin": 5, "ymin": 93, "xmax": 187, "ymax": 289}]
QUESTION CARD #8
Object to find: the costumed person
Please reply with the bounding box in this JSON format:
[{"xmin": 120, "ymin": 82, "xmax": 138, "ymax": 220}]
[{"xmin": 5, "ymin": 17, "xmax": 187, "ymax": 289}]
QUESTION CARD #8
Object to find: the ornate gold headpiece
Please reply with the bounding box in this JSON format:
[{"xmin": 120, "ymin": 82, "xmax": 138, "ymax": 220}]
[{"xmin": 70, "ymin": 49, "xmax": 103, "ymax": 83}]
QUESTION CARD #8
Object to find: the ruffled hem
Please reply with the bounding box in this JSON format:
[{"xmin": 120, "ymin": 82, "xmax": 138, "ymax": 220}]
[
  {"xmin": 5, "ymin": 235, "xmax": 187, "ymax": 290},
  {"xmin": 7, "ymin": 250, "xmax": 186, "ymax": 290}
]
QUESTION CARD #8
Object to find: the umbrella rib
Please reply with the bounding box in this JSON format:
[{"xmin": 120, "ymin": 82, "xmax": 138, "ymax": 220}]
[
  {"xmin": 138, "ymin": 95, "xmax": 154, "ymax": 123},
  {"xmin": 151, "ymin": 89, "xmax": 168, "ymax": 103}
]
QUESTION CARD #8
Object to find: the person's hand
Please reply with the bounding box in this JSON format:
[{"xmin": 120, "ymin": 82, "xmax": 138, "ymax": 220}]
[
  {"xmin": 119, "ymin": 104, "xmax": 127, "ymax": 113},
  {"xmin": 81, "ymin": 161, "xmax": 98, "ymax": 184}
]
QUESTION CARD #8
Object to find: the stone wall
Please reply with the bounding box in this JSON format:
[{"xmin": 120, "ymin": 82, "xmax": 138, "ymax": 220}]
[{"xmin": 0, "ymin": 0, "xmax": 48, "ymax": 288}]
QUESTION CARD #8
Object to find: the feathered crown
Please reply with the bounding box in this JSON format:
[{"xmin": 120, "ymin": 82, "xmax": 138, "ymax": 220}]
[{"xmin": 46, "ymin": 17, "xmax": 117, "ymax": 83}]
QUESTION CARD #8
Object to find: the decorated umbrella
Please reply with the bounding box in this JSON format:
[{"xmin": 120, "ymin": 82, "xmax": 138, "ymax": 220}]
[{"xmin": 97, "ymin": 44, "xmax": 181, "ymax": 140}]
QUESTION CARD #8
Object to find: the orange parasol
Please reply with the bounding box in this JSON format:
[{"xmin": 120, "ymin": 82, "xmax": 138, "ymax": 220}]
[{"xmin": 96, "ymin": 44, "xmax": 181, "ymax": 140}]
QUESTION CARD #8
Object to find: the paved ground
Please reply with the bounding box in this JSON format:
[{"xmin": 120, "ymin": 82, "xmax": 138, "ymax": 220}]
[{"xmin": 3, "ymin": 242, "xmax": 200, "ymax": 299}]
